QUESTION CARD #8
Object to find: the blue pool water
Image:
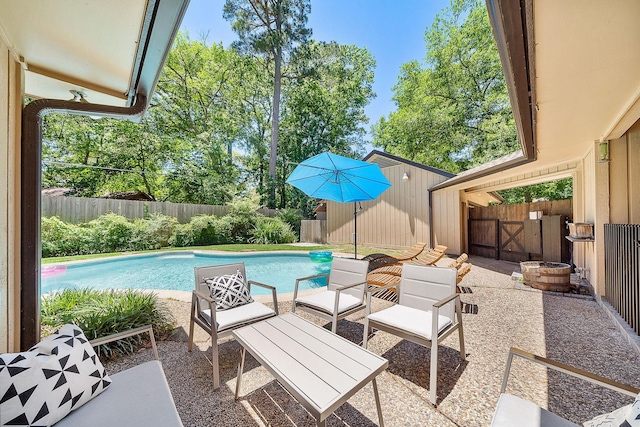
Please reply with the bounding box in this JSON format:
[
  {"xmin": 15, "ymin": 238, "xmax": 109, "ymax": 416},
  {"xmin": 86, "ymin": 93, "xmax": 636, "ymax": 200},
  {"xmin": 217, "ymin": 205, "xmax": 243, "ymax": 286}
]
[{"xmin": 41, "ymin": 252, "xmax": 333, "ymax": 296}]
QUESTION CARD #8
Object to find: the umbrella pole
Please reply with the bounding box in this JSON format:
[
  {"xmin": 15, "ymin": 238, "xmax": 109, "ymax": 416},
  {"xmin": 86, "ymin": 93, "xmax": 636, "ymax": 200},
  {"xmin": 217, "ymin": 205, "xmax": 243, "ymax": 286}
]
[{"xmin": 353, "ymin": 202, "xmax": 357, "ymax": 259}]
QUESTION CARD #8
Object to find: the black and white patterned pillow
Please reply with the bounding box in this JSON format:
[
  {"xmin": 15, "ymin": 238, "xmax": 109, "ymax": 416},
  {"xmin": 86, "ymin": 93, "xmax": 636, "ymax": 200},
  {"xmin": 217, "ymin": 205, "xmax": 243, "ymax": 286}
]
[
  {"xmin": 0, "ymin": 324, "xmax": 111, "ymax": 427},
  {"xmin": 583, "ymin": 392, "xmax": 640, "ymax": 427},
  {"xmin": 204, "ymin": 269, "xmax": 254, "ymax": 311}
]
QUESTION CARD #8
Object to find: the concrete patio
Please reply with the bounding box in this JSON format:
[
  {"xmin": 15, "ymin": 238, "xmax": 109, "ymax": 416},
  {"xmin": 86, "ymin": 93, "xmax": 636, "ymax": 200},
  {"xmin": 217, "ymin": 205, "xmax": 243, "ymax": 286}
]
[{"xmin": 104, "ymin": 255, "xmax": 640, "ymax": 426}]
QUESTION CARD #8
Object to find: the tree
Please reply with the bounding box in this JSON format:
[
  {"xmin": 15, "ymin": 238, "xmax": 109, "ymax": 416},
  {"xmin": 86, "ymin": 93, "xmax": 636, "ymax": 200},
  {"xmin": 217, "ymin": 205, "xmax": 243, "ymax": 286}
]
[
  {"xmin": 372, "ymin": 0, "xmax": 518, "ymax": 173},
  {"xmin": 224, "ymin": 0, "xmax": 311, "ymax": 207},
  {"xmin": 277, "ymin": 40, "xmax": 376, "ymax": 208},
  {"xmin": 498, "ymin": 178, "xmax": 573, "ymax": 204}
]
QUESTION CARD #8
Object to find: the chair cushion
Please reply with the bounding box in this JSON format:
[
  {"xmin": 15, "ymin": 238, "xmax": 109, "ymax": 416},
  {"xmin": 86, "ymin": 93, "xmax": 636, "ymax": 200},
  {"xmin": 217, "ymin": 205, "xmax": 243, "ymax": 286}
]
[
  {"xmin": 204, "ymin": 269, "xmax": 253, "ymax": 311},
  {"xmin": 55, "ymin": 360, "xmax": 183, "ymax": 427},
  {"xmin": 490, "ymin": 393, "xmax": 579, "ymax": 427},
  {"xmin": 0, "ymin": 324, "xmax": 111, "ymax": 427},
  {"xmin": 201, "ymin": 301, "xmax": 276, "ymax": 332},
  {"xmin": 295, "ymin": 290, "xmax": 363, "ymax": 315},
  {"xmin": 366, "ymin": 304, "xmax": 452, "ymax": 341}
]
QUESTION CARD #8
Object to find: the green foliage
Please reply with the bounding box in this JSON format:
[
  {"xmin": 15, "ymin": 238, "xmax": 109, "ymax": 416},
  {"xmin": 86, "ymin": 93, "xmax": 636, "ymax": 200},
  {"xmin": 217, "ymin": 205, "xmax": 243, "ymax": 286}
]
[
  {"xmin": 498, "ymin": 178, "xmax": 573, "ymax": 204},
  {"xmin": 373, "ymin": 0, "xmax": 518, "ymax": 173},
  {"xmin": 251, "ymin": 217, "xmax": 297, "ymax": 244},
  {"xmin": 41, "ymin": 216, "xmax": 93, "ymax": 257},
  {"xmin": 132, "ymin": 213, "xmax": 178, "ymax": 250},
  {"xmin": 276, "ymin": 208, "xmax": 303, "ymax": 236},
  {"xmin": 41, "ymin": 288, "xmax": 175, "ymax": 357},
  {"xmin": 87, "ymin": 213, "xmax": 136, "ymax": 253}
]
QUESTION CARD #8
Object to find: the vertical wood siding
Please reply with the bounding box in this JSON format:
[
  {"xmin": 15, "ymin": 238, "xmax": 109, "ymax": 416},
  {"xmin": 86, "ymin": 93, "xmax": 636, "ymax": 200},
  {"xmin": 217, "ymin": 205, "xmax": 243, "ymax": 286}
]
[
  {"xmin": 326, "ymin": 164, "xmax": 448, "ymax": 249},
  {"xmin": 0, "ymin": 39, "xmax": 22, "ymax": 352}
]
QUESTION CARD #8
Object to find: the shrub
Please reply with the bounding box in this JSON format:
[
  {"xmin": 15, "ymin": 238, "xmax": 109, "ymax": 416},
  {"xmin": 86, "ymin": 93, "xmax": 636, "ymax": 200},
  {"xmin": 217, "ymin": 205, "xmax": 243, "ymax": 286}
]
[
  {"xmin": 87, "ymin": 213, "xmax": 136, "ymax": 253},
  {"xmin": 276, "ymin": 208, "xmax": 303, "ymax": 238},
  {"xmin": 225, "ymin": 200, "xmax": 262, "ymax": 243},
  {"xmin": 41, "ymin": 288, "xmax": 175, "ymax": 358},
  {"xmin": 41, "ymin": 216, "xmax": 93, "ymax": 257},
  {"xmin": 168, "ymin": 215, "xmax": 232, "ymax": 247},
  {"xmin": 251, "ymin": 217, "xmax": 297, "ymax": 244},
  {"xmin": 132, "ymin": 213, "xmax": 178, "ymax": 250}
]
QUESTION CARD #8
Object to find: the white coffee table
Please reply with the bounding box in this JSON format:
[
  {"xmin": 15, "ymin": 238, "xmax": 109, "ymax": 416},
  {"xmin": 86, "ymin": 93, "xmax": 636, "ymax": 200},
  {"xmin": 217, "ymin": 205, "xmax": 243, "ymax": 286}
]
[{"xmin": 233, "ymin": 313, "xmax": 388, "ymax": 427}]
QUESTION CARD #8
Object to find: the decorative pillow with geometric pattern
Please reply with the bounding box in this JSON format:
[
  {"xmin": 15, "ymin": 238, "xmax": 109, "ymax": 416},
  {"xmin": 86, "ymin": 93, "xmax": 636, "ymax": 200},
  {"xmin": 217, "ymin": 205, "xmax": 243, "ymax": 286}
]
[
  {"xmin": 583, "ymin": 392, "xmax": 640, "ymax": 427},
  {"xmin": 204, "ymin": 269, "xmax": 254, "ymax": 311},
  {"xmin": 0, "ymin": 324, "xmax": 111, "ymax": 427}
]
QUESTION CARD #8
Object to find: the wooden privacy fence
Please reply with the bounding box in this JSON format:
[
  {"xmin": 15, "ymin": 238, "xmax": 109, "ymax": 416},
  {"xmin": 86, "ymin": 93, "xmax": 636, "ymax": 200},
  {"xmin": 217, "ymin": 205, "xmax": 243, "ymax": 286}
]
[
  {"xmin": 468, "ymin": 199, "xmax": 572, "ymax": 262},
  {"xmin": 41, "ymin": 195, "xmax": 277, "ymax": 224},
  {"xmin": 604, "ymin": 224, "xmax": 640, "ymax": 335}
]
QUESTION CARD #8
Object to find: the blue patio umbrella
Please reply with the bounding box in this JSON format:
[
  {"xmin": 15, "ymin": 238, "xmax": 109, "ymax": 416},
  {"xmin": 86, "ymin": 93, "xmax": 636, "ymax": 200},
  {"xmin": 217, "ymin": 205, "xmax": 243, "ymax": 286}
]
[{"xmin": 286, "ymin": 152, "xmax": 391, "ymax": 258}]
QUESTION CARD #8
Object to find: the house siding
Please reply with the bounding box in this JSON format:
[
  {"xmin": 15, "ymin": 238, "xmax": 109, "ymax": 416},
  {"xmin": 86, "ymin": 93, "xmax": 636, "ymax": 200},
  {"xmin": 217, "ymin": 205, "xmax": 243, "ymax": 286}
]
[
  {"xmin": 326, "ymin": 163, "xmax": 448, "ymax": 250},
  {"xmin": 0, "ymin": 37, "xmax": 22, "ymax": 352}
]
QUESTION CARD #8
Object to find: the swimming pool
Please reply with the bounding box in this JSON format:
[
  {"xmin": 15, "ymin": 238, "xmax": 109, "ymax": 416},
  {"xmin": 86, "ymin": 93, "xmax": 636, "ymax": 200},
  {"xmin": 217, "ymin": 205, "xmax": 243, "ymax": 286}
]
[{"xmin": 41, "ymin": 252, "xmax": 333, "ymax": 296}]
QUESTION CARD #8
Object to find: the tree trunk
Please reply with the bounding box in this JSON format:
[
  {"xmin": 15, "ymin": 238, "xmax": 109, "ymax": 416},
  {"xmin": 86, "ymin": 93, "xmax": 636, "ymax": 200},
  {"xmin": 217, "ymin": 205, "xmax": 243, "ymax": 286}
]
[{"xmin": 268, "ymin": 17, "xmax": 283, "ymax": 208}]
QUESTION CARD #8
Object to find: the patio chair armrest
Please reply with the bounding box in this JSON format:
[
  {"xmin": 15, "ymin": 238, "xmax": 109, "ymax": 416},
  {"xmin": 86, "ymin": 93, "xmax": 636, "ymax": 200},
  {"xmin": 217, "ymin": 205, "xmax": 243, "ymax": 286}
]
[
  {"xmin": 296, "ymin": 273, "xmax": 328, "ymax": 283},
  {"xmin": 89, "ymin": 324, "xmax": 159, "ymax": 360},
  {"xmin": 293, "ymin": 273, "xmax": 329, "ymax": 303},
  {"xmin": 248, "ymin": 279, "xmax": 275, "ymax": 291},
  {"xmin": 432, "ymin": 292, "xmax": 459, "ymax": 308},
  {"xmin": 248, "ymin": 280, "xmax": 279, "ymax": 314},
  {"xmin": 366, "ymin": 282, "xmax": 399, "ymax": 294},
  {"xmin": 365, "ymin": 282, "xmax": 399, "ymax": 315},
  {"xmin": 336, "ymin": 280, "xmax": 369, "ymax": 292},
  {"xmin": 500, "ymin": 347, "xmax": 640, "ymax": 397}
]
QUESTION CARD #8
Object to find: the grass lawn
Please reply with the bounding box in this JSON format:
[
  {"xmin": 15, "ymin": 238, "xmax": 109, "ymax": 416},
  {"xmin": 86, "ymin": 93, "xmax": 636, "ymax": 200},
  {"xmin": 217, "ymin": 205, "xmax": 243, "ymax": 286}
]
[{"xmin": 41, "ymin": 243, "xmax": 405, "ymax": 264}]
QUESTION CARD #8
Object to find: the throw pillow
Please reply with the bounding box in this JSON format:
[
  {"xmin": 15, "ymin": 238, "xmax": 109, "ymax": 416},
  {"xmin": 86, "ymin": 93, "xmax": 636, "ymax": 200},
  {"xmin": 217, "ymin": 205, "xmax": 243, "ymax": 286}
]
[
  {"xmin": 584, "ymin": 392, "xmax": 640, "ymax": 427},
  {"xmin": 0, "ymin": 324, "xmax": 111, "ymax": 427},
  {"xmin": 204, "ymin": 269, "xmax": 253, "ymax": 311}
]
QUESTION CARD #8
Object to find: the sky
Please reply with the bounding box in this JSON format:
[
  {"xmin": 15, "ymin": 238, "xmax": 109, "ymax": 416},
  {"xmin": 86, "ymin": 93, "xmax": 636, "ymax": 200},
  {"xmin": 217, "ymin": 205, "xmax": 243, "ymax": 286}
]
[{"xmin": 180, "ymin": 0, "xmax": 451, "ymax": 146}]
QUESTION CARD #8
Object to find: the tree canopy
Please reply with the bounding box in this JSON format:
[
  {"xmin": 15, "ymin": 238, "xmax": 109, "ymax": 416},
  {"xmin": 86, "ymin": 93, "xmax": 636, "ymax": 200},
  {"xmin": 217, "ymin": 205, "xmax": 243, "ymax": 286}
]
[{"xmin": 372, "ymin": 0, "xmax": 518, "ymax": 173}]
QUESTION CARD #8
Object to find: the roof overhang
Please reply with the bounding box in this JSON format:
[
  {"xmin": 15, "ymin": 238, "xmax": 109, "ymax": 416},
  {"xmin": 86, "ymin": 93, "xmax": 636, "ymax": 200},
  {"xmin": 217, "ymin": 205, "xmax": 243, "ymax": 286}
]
[
  {"xmin": 434, "ymin": 0, "xmax": 640, "ymax": 193},
  {"xmin": 0, "ymin": 0, "xmax": 189, "ymax": 108}
]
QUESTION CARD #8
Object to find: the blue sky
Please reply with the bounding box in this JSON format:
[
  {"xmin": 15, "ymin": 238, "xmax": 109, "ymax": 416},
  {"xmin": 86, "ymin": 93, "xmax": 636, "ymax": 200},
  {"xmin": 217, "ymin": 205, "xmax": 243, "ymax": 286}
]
[{"xmin": 180, "ymin": 0, "xmax": 451, "ymax": 145}]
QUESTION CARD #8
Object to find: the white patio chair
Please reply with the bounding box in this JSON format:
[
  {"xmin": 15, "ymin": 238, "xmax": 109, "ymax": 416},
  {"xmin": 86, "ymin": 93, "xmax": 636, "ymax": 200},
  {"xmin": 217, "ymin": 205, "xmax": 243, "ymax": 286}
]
[
  {"xmin": 362, "ymin": 263, "xmax": 465, "ymax": 406},
  {"xmin": 188, "ymin": 262, "xmax": 278, "ymax": 389},
  {"xmin": 292, "ymin": 257, "xmax": 369, "ymax": 333}
]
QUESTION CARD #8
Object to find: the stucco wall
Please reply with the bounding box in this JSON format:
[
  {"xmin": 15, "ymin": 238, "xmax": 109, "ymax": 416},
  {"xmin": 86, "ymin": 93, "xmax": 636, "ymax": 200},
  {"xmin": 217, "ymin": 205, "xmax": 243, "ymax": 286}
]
[
  {"xmin": 326, "ymin": 163, "xmax": 449, "ymax": 250},
  {"xmin": 0, "ymin": 36, "xmax": 22, "ymax": 352}
]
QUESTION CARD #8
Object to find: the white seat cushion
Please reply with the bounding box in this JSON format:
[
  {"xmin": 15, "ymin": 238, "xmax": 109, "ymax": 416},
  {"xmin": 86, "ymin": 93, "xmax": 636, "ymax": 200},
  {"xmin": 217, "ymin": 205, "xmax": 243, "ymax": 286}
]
[
  {"xmin": 367, "ymin": 304, "xmax": 452, "ymax": 341},
  {"xmin": 490, "ymin": 393, "xmax": 579, "ymax": 427},
  {"xmin": 295, "ymin": 290, "xmax": 363, "ymax": 315},
  {"xmin": 201, "ymin": 301, "xmax": 276, "ymax": 332}
]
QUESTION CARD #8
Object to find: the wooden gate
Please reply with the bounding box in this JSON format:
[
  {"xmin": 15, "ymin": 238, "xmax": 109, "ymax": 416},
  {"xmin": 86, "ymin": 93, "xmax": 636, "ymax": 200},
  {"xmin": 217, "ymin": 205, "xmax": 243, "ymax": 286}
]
[
  {"xmin": 468, "ymin": 199, "xmax": 572, "ymax": 262},
  {"xmin": 499, "ymin": 221, "xmax": 527, "ymax": 262}
]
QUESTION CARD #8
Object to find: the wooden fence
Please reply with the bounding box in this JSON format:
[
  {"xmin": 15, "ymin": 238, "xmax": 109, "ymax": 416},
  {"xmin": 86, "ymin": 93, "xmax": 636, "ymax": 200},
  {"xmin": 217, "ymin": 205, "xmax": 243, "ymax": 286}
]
[{"xmin": 41, "ymin": 195, "xmax": 277, "ymax": 224}]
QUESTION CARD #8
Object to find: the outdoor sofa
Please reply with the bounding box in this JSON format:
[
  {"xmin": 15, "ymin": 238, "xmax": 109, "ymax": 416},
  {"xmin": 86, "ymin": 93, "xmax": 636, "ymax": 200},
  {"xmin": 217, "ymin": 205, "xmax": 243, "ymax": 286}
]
[
  {"xmin": 0, "ymin": 324, "xmax": 183, "ymax": 427},
  {"xmin": 491, "ymin": 347, "xmax": 640, "ymax": 427}
]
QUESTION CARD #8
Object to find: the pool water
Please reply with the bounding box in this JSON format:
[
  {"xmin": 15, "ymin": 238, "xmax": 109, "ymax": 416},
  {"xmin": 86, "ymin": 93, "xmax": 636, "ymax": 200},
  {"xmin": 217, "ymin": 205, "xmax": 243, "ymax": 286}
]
[{"xmin": 41, "ymin": 252, "xmax": 333, "ymax": 296}]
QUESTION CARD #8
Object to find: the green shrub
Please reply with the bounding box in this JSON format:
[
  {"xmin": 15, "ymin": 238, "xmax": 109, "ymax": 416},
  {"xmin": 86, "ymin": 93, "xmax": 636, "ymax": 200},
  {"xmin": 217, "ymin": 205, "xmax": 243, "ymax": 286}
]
[
  {"xmin": 276, "ymin": 208, "xmax": 303, "ymax": 238},
  {"xmin": 41, "ymin": 288, "xmax": 175, "ymax": 358},
  {"xmin": 87, "ymin": 213, "xmax": 136, "ymax": 253},
  {"xmin": 225, "ymin": 200, "xmax": 262, "ymax": 243},
  {"xmin": 41, "ymin": 216, "xmax": 93, "ymax": 257},
  {"xmin": 132, "ymin": 213, "xmax": 177, "ymax": 250},
  {"xmin": 251, "ymin": 217, "xmax": 297, "ymax": 244}
]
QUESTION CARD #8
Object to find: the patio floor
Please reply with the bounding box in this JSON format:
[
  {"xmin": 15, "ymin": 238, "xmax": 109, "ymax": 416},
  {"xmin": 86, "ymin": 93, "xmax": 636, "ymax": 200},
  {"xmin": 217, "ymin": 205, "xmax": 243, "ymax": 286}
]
[{"xmin": 104, "ymin": 255, "xmax": 640, "ymax": 426}]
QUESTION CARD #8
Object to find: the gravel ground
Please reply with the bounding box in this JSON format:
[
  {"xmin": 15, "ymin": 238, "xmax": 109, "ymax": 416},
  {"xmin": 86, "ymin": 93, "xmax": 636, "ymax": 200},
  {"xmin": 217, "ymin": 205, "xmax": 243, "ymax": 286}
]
[{"xmin": 104, "ymin": 256, "xmax": 640, "ymax": 427}]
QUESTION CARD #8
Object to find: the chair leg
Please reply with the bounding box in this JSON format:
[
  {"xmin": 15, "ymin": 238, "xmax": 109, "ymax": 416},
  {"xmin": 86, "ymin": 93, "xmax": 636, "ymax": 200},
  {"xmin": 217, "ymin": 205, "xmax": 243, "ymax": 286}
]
[
  {"xmin": 430, "ymin": 343, "xmax": 438, "ymax": 406},
  {"xmin": 211, "ymin": 331, "xmax": 220, "ymax": 389},
  {"xmin": 456, "ymin": 299, "xmax": 466, "ymax": 361},
  {"xmin": 331, "ymin": 313, "xmax": 338, "ymax": 334},
  {"xmin": 188, "ymin": 303, "xmax": 196, "ymax": 352},
  {"xmin": 362, "ymin": 317, "xmax": 370, "ymax": 348}
]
